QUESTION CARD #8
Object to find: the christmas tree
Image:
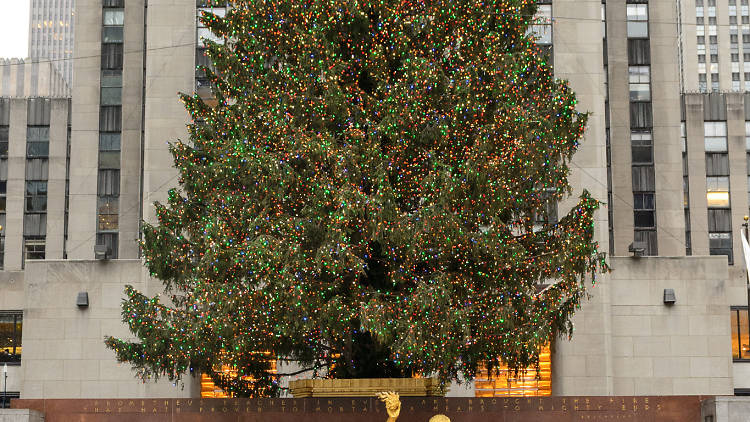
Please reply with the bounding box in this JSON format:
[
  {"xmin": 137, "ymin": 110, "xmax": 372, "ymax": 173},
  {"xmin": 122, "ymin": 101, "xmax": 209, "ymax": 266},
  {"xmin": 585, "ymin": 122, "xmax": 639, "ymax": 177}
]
[{"xmin": 106, "ymin": 0, "xmax": 607, "ymax": 397}]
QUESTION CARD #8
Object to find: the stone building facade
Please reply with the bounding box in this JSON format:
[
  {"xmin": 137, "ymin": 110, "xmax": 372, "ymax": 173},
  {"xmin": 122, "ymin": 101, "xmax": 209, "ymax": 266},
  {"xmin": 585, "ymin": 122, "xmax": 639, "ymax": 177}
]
[
  {"xmin": 0, "ymin": 0, "xmax": 749, "ymax": 404},
  {"xmin": 28, "ymin": 0, "xmax": 75, "ymax": 89}
]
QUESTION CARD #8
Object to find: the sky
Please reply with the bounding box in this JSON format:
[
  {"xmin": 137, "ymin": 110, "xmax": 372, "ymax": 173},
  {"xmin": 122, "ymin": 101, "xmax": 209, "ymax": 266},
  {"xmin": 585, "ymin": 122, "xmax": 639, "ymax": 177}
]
[{"xmin": 0, "ymin": 1, "xmax": 31, "ymax": 58}]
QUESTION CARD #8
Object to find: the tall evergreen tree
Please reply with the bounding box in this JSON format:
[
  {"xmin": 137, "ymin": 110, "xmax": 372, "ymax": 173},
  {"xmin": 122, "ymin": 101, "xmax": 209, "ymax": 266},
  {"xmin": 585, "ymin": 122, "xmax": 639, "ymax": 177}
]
[{"xmin": 106, "ymin": 0, "xmax": 606, "ymax": 397}]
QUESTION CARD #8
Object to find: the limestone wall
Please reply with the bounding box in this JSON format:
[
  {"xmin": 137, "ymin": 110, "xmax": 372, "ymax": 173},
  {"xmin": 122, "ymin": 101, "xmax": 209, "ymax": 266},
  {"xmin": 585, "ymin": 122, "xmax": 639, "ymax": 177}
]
[
  {"xmin": 19, "ymin": 259, "xmax": 198, "ymax": 399},
  {"xmin": 554, "ymin": 256, "xmax": 734, "ymax": 395}
]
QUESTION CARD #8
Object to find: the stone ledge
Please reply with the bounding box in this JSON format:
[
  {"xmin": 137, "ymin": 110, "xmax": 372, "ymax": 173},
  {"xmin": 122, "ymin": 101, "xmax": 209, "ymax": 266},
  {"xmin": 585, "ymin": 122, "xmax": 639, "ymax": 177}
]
[{"xmin": 0, "ymin": 409, "xmax": 45, "ymax": 422}]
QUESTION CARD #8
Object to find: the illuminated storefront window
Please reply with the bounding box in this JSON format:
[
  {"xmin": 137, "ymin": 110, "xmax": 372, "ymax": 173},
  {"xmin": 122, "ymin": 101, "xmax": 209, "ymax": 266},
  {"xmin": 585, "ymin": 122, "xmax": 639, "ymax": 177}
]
[
  {"xmin": 732, "ymin": 307, "xmax": 750, "ymax": 361},
  {"xmin": 474, "ymin": 344, "xmax": 551, "ymax": 397}
]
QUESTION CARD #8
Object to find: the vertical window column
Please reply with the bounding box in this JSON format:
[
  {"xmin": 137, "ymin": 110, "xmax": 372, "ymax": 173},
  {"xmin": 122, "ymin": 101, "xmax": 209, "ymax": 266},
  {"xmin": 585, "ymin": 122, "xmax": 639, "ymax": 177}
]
[
  {"xmin": 683, "ymin": 122, "xmax": 692, "ymax": 255},
  {"xmin": 627, "ymin": 1, "xmax": 657, "ymax": 255},
  {"xmin": 705, "ymin": 121, "xmax": 732, "ymax": 263},
  {"xmin": 0, "ymin": 99, "xmax": 8, "ymax": 269},
  {"xmin": 697, "ymin": 3, "xmax": 707, "ymax": 91},
  {"xmin": 97, "ymin": 0, "xmax": 124, "ymax": 259},
  {"xmin": 603, "ymin": 0, "xmax": 613, "ymax": 254},
  {"xmin": 23, "ymin": 99, "xmax": 50, "ymax": 266}
]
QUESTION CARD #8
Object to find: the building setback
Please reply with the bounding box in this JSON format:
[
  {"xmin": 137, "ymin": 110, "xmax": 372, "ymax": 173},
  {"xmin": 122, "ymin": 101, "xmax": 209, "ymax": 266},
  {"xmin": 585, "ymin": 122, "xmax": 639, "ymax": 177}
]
[{"xmin": 0, "ymin": 0, "xmax": 749, "ymax": 404}]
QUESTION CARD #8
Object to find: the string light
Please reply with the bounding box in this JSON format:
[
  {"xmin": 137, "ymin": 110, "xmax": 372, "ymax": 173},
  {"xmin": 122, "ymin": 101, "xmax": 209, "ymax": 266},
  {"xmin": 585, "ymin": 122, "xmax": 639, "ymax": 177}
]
[{"xmin": 105, "ymin": 0, "xmax": 607, "ymax": 397}]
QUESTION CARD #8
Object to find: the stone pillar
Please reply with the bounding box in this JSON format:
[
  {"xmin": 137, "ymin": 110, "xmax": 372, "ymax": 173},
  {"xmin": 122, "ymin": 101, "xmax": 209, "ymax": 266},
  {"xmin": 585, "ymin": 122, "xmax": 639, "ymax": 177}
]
[
  {"xmin": 550, "ymin": 0, "xmax": 613, "ymax": 395},
  {"xmin": 5, "ymin": 99, "xmax": 27, "ymax": 270},
  {"xmin": 67, "ymin": 0, "xmax": 102, "ymax": 260},
  {"xmin": 651, "ymin": 0, "xmax": 686, "ymax": 256},
  {"xmin": 45, "ymin": 99, "xmax": 69, "ymax": 259},
  {"xmin": 685, "ymin": 94, "xmax": 710, "ymax": 255}
]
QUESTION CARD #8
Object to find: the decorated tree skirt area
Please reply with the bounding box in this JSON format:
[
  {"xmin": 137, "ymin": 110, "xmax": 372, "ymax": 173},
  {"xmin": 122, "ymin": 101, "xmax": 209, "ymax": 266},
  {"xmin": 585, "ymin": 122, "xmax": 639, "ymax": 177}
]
[{"xmin": 12, "ymin": 396, "xmax": 706, "ymax": 421}]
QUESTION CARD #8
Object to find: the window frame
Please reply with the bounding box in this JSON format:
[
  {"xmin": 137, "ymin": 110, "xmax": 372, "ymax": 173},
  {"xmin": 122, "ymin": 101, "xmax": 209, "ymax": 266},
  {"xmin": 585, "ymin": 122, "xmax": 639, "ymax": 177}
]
[
  {"xmin": 0, "ymin": 310, "xmax": 22, "ymax": 364},
  {"xmin": 732, "ymin": 306, "xmax": 750, "ymax": 361}
]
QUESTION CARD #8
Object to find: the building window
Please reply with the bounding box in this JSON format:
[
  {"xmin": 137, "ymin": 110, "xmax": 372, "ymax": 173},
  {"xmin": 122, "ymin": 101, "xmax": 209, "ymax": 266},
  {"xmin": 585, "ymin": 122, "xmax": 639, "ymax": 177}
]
[
  {"xmin": 0, "ymin": 311, "xmax": 22, "ymax": 363},
  {"xmin": 628, "ymin": 39, "xmax": 650, "ymax": 65},
  {"xmin": 529, "ymin": 4, "xmax": 552, "ymax": 45},
  {"xmin": 97, "ymin": 197, "xmax": 118, "ymax": 231},
  {"xmin": 634, "ymin": 193, "xmax": 655, "ymax": 229},
  {"xmin": 96, "ymin": 232, "xmax": 118, "ymax": 259},
  {"xmin": 23, "ymin": 239, "xmax": 45, "ymax": 262},
  {"xmin": 708, "ymin": 232, "xmax": 732, "ymax": 262},
  {"xmin": 26, "ymin": 127, "xmax": 49, "ymax": 157},
  {"xmin": 706, "ymin": 176, "xmax": 730, "ymax": 208},
  {"xmin": 0, "ymin": 126, "xmax": 7, "ymax": 158},
  {"xmin": 628, "ymin": 66, "xmax": 650, "ymax": 101},
  {"xmin": 705, "ymin": 153, "xmax": 729, "ymax": 176},
  {"xmin": 630, "ymin": 102, "xmax": 653, "ymax": 129},
  {"xmin": 197, "ymin": 5, "xmax": 226, "ymax": 46},
  {"xmin": 102, "ymin": 9, "xmax": 124, "ymax": 26},
  {"xmin": 732, "ymin": 307, "xmax": 750, "ymax": 360},
  {"xmin": 631, "ymin": 131, "xmax": 653, "ymax": 164},
  {"xmin": 626, "ymin": 4, "xmax": 648, "ymax": 38},
  {"xmin": 634, "ymin": 229, "xmax": 657, "ymax": 256},
  {"xmin": 0, "ymin": 392, "xmax": 19, "ymax": 408},
  {"xmin": 704, "ymin": 122, "xmax": 727, "ymax": 151},
  {"xmin": 24, "ymin": 181, "xmax": 47, "ymax": 213}
]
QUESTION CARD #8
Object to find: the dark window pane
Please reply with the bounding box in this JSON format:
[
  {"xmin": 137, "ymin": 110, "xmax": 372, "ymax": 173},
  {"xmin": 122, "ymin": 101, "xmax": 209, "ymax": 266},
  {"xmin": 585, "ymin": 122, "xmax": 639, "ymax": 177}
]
[
  {"xmin": 103, "ymin": 0, "xmax": 125, "ymax": 7},
  {"xmin": 632, "ymin": 145, "xmax": 653, "ymax": 164},
  {"xmin": 96, "ymin": 232, "xmax": 118, "ymax": 259},
  {"xmin": 26, "ymin": 126, "xmax": 49, "ymax": 142},
  {"xmin": 26, "ymin": 99, "xmax": 51, "ymax": 126},
  {"xmin": 98, "ymin": 151, "xmax": 120, "ymax": 169},
  {"xmin": 634, "ymin": 210, "xmax": 655, "ymax": 228},
  {"xmin": 0, "ymin": 99, "xmax": 9, "ymax": 126},
  {"xmin": 25, "ymin": 181, "xmax": 47, "ymax": 196},
  {"xmin": 101, "ymin": 43, "xmax": 123, "ymax": 70},
  {"xmin": 25, "ymin": 196, "xmax": 47, "ymax": 213},
  {"xmin": 708, "ymin": 209, "xmax": 732, "ymax": 231},
  {"xmin": 100, "ymin": 71, "xmax": 122, "ymax": 88},
  {"xmin": 634, "ymin": 229, "xmax": 658, "ymax": 256},
  {"xmin": 26, "ymin": 142, "xmax": 49, "ymax": 158},
  {"xmin": 632, "ymin": 166, "xmax": 656, "ymax": 191},
  {"xmin": 633, "ymin": 193, "xmax": 655, "ymax": 210},
  {"xmin": 101, "ymin": 87, "xmax": 122, "ymax": 105},
  {"xmin": 706, "ymin": 153, "xmax": 729, "ymax": 176},
  {"xmin": 630, "ymin": 102, "xmax": 653, "ymax": 128},
  {"xmin": 22, "ymin": 214, "xmax": 46, "ymax": 237},
  {"xmin": 628, "ymin": 39, "xmax": 651, "ymax": 65},
  {"xmin": 99, "ymin": 106, "xmax": 122, "ymax": 131},
  {"xmin": 99, "ymin": 133, "xmax": 121, "ymax": 151},
  {"xmin": 102, "ymin": 26, "xmax": 123, "ymax": 43},
  {"xmin": 97, "ymin": 169, "xmax": 120, "ymax": 196},
  {"xmin": 25, "ymin": 159, "xmax": 48, "ymax": 180}
]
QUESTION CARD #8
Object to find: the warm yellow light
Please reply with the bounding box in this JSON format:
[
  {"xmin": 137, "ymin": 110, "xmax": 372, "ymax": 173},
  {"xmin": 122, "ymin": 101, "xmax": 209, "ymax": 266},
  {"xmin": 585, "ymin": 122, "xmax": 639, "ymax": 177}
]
[
  {"xmin": 706, "ymin": 191, "xmax": 730, "ymax": 208},
  {"xmin": 201, "ymin": 353, "xmax": 277, "ymax": 398},
  {"xmin": 474, "ymin": 344, "xmax": 551, "ymax": 397}
]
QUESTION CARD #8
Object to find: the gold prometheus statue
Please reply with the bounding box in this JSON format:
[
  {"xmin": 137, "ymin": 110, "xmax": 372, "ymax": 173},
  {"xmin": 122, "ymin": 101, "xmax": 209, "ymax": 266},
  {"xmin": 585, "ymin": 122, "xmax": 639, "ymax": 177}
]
[{"xmin": 376, "ymin": 391, "xmax": 450, "ymax": 422}]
